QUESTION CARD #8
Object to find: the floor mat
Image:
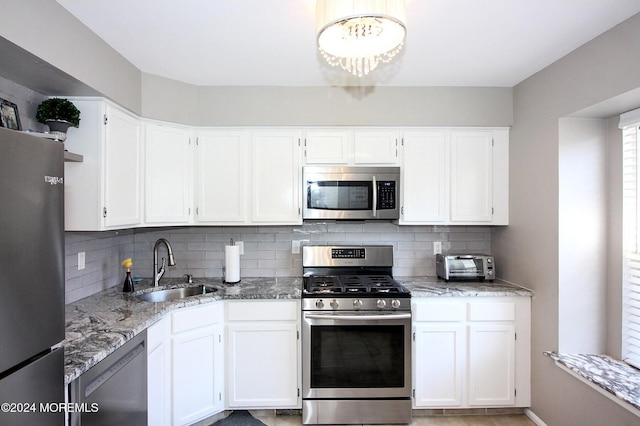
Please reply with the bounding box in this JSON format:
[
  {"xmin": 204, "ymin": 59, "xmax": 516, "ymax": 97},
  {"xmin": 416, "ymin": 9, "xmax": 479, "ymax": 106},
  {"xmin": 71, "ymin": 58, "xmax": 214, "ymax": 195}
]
[{"xmin": 212, "ymin": 410, "xmax": 267, "ymax": 426}]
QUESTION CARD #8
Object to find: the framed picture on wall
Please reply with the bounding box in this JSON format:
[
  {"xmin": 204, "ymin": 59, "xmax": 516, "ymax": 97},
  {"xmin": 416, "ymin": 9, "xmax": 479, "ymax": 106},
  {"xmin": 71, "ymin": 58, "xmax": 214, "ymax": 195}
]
[{"xmin": 0, "ymin": 98, "xmax": 22, "ymax": 131}]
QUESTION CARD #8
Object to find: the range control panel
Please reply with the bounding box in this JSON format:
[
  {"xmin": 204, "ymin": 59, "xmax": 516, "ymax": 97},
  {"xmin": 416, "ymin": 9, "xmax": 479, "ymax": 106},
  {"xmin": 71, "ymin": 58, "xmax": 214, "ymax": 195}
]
[{"xmin": 331, "ymin": 248, "xmax": 366, "ymax": 259}]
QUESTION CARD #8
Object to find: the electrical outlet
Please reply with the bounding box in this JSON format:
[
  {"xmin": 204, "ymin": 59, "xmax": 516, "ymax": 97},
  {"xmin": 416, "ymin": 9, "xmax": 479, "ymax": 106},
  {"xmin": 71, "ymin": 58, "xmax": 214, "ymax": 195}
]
[
  {"xmin": 78, "ymin": 252, "xmax": 86, "ymax": 270},
  {"xmin": 236, "ymin": 241, "xmax": 244, "ymax": 255},
  {"xmin": 292, "ymin": 240, "xmax": 301, "ymax": 254},
  {"xmin": 433, "ymin": 242, "xmax": 442, "ymax": 255}
]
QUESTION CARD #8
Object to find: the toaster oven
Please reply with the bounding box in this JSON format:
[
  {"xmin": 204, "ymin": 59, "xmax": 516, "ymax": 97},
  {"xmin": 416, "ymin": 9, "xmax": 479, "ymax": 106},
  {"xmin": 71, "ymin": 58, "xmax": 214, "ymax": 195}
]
[{"xmin": 436, "ymin": 254, "xmax": 495, "ymax": 282}]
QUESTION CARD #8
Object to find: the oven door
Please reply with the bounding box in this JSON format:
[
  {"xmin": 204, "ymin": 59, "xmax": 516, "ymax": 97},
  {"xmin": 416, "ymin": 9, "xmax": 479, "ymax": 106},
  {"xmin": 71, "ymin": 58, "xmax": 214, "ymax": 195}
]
[{"xmin": 302, "ymin": 310, "xmax": 411, "ymax": 399}]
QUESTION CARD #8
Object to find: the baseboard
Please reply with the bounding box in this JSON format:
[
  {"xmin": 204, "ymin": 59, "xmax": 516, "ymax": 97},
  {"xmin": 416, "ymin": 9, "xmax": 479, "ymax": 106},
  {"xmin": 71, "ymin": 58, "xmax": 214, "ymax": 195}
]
[{"xmin": 524, "ymin": 408, "xmax": 547, "ymax": 426}]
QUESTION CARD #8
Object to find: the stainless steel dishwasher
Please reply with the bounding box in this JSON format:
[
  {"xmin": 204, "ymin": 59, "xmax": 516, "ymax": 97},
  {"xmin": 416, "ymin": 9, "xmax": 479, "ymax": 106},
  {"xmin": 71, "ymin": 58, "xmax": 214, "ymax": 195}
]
[{"xmin": 69, "ymin": 331, "xmax": 147, "ymax": 426}]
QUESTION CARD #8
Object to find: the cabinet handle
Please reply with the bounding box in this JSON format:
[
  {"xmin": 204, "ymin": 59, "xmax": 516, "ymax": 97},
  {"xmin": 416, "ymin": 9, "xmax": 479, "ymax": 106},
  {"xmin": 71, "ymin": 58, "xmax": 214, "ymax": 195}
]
[{"xmin": 103, "ymin": 207, "xmax": 107, "ymax": 218}]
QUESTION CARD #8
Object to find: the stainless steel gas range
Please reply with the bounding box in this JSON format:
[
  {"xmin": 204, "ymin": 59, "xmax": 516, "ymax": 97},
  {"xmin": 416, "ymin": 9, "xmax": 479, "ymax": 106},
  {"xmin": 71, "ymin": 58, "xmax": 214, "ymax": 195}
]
[{"xmin": 301, "ymin": 245, "xmax": 412, "ymax": 425}]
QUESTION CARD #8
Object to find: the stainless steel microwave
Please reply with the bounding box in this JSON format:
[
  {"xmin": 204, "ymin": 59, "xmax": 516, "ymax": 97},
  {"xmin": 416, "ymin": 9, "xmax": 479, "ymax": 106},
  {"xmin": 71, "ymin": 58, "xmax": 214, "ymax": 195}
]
[{"xmin": 302, "ymin": 166, "xmax": 400, "ymax": 220}]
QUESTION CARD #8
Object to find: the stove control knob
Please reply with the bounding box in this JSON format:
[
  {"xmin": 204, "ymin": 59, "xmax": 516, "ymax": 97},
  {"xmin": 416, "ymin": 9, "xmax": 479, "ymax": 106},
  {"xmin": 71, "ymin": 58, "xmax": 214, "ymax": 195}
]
[
  {"xmin": 377, "ymin": 299, "xmax": 387, "ymax": 309},
  {"xmin": 353, "ymin": 299, "xmax": 363, "ymax": 309},
  {"xmin": 330, "ymin": 299, "xmax": 339, "ymax": 310},
  {"xmin": 391, "ymin": 299, "xmax": 401, "ymax": 309},
  {"xmin": 315, "ymin": 299, "xmax": 325, "ymax": 309}
]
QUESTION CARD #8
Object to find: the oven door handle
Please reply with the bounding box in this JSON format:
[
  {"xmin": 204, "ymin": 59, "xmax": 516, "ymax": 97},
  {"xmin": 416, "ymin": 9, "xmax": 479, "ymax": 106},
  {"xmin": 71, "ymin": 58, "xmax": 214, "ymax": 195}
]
[{"xmin": 304, "ymin": 313, "xmax": 411, "ymax": 321}]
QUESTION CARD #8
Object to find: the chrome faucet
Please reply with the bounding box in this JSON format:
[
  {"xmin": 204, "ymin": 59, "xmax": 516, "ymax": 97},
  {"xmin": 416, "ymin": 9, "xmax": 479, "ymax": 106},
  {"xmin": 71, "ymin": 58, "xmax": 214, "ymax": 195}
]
[{"xmin": 153, "ymin": 238, "xmax": 176, "ymax": 287}]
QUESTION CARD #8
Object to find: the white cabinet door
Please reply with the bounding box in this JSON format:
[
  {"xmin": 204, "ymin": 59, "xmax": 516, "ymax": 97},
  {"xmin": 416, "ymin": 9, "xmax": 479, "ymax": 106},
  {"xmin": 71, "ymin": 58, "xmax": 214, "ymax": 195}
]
[
  {"xmin": 413, "ymin": 323, "xmax": 465, "ymax": 407},
  {"xmin": 353, "ymin": 130, "xmax": 399, "ymax": 164},
  {"xmin": 147, "ymin": 318, "xmax": 169, "ymax": 426},
  {"xmin": 450, "ymin": 131, "xmax": 494, "ymax": 222},
  {"xmin": 144, "ymin": 123, "xmax": 192, "ymax": 224},
  {"xmin": 171, "ymin": 303, "xmax": 224, "ymax": 425},
  {"xmin": 400, "ymin": 131, "xmax": 447, "ymax": 223},
  {"xmin": 64, "ymin": 98, "xmax": 142, "ymax": 230},
  {"xmin": 195, "ymin": 131, "xmax": 248, "ymax": 224},
  {"xmin": 468, "ymin": 324, "xmax": 516, "ymax": 406},
  {"xmin": 103, "ymin": 105, "xmax": 142, "ymax": 228},
  {"xmin": 227, "ymin": 322, "xmax": 299, "ymax": 408},
  {"xmin": 412, "ymin": 298, "xmax": 527, "ymax": 409},
  {"xmin": 251, "ymin": 131, "xmax": 301, "ymax": 224},
  {"xmin": 304, "ymin": 130, "xmax": 350, "ymax": 164},
  {"xmin": 226, "ymin": 300, "xmax": 300, "ymax": 409}
]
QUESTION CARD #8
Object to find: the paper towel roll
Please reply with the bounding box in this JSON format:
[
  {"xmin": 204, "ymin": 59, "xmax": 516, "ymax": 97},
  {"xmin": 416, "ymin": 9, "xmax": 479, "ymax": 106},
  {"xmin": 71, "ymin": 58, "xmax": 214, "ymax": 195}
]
[{"xmin": 225, "ymin": 245, "xmax": 241, "ymax": 283}]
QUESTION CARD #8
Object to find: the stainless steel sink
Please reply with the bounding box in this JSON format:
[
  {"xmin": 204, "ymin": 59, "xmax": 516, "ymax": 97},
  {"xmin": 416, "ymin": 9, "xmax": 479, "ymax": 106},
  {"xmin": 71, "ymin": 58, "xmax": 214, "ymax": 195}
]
[{"xmin": 135, "ymin": 285, "xmax": 215, "ymax": 303}]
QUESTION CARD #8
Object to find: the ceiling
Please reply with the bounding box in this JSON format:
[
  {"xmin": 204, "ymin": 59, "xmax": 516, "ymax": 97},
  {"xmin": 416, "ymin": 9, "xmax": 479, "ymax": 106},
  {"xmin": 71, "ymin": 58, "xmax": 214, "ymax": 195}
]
[{"xmin": 55, "ymin": 0, "xmax": 640, "ymax": 88}]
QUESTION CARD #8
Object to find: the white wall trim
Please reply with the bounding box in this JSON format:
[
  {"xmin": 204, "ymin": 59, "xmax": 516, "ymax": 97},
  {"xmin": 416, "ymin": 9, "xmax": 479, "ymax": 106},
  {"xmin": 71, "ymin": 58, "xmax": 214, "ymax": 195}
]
[
  {"xmin": 524, "ymin": 408, "xmax": 547, "ymax": 426},
  {"xmin": 619, "ymin": 107, "xmax": 640, "ymax": 128}
]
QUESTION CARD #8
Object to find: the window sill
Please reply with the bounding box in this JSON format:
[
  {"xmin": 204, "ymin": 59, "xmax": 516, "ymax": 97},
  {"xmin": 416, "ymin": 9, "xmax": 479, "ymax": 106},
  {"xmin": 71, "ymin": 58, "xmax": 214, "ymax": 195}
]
[{"xmin": 544, "ymin": 352, "xmax": 640, "ymax": 416}]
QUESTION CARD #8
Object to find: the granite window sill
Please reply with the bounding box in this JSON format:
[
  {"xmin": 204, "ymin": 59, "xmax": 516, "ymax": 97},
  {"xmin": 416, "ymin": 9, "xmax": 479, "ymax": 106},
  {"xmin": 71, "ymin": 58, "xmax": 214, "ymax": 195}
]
[{"xmin": 544, "ymin": 351, "xmax": 640, "ymax": 416}]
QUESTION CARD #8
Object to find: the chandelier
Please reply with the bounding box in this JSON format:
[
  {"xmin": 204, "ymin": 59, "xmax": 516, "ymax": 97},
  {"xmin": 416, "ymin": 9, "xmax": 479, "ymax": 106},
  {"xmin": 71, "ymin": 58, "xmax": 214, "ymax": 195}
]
[{"xmin": 316, "ymin": 0, "xmax": 407, "ymax": 77}]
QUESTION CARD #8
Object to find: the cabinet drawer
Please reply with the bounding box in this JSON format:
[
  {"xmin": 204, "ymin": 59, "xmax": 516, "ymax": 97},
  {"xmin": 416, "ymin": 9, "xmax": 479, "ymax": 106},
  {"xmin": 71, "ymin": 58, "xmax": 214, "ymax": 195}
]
[
  {"xmin": 227, "ymin": 300, "xmax": 298, "ymax": 321},
  {"xmin": 172, "ymin": 303, "xmax": 224, "ymax": 334},
  {"xmin": 468, "ymin": 302, "xmax": 515, "ymax": 321},
  {"xmin": 413, "ymin": 302, "xmax": 466, "ymax": 322}
]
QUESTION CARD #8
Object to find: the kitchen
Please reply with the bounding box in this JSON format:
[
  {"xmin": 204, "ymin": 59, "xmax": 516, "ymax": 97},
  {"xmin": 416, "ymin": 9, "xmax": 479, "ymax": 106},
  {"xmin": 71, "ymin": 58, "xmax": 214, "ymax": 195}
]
[{"xmin": 1, "ymin": 1, "xmax": 640, "ymax": 425}]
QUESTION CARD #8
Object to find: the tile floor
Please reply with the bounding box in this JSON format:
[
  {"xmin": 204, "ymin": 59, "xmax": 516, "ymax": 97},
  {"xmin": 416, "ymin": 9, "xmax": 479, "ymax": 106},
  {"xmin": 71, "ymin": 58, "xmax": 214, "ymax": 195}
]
[{"xmin": 252, "ymin": 414, "xmax": 536, "ymax": 426}]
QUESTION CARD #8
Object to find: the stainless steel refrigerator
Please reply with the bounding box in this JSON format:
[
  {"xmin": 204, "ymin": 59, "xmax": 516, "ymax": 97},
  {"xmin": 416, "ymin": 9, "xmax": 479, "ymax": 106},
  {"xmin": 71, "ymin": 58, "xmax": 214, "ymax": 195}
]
[{"xmin": 0, "ymin": 127, "xmax": 65, "ymax": 425}]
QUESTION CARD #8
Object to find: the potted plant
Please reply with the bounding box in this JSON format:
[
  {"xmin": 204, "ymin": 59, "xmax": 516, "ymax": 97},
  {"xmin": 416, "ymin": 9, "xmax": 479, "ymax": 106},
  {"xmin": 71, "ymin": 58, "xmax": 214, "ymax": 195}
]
[{"xmin": 36, "ymin": 98, "xmax": 81, "ymax": 140}]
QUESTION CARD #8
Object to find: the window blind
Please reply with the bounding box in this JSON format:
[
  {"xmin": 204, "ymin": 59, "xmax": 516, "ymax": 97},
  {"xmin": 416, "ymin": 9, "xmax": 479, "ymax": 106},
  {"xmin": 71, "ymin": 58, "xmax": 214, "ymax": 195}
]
[{"xmin": 622, "ymin": 122, "xmax": 640, "ymax": 368}]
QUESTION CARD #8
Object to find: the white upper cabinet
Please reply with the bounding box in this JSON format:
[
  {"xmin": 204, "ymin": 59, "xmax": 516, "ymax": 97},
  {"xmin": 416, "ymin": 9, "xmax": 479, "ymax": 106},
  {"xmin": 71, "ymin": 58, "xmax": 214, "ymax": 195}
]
[
  {"xmin": 304, "ymin": 130, "xmax": 350, "ymax": 164},
  {"xmin": 303, "ymin": 128, "xmax": 400, "ymax": 165},
  {"xmin": 400, "ymin": 130, "xmax": 447, "ymax": 223},
  {"xmin": 450, "ymin": 131, "xmax": 494, "ymax": 223},
  {"xmin": 400, "ymin": 128, "xmax": 509, "ymax": 225},
  {"xmin": 353, "ymin": 130, "xmax": 399, "ymax": 164},
  {"xmin": 195, "ymin": 130, "xmax": 249, "ymax": 224},
  {"xmin": 62, "ymin": 96, "xmax": 508, "ymax": 229},
  {"xmin": 144, "ymin": 122, "xmax": 193, "ymax": 225},
  {"xmin": 251, "ymin": 130, "xmax": 302, "ymax": 224},
  {"xmin": 64, "ymin": 98, "xmax": 142, "ymax": 230}
]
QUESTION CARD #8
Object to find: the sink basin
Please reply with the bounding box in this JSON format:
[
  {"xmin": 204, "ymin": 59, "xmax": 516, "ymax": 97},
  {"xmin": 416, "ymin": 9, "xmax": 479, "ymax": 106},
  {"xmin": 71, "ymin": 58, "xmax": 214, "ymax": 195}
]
[{"xmin": 135, "ymin": 285, "xmax": 215, "ymax": 303}]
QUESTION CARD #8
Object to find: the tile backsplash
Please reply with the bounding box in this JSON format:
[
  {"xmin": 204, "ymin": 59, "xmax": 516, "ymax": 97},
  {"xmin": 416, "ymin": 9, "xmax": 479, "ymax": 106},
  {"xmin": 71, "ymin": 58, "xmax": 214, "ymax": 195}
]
[{"xmin": 64, "ymin": 223, "xmax": 491, "ymax": 304}]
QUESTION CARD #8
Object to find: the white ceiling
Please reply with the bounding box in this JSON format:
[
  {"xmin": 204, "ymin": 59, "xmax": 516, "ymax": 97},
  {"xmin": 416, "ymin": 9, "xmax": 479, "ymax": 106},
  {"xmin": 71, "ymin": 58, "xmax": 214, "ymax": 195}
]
[{"xmin": 56, "ymin": 0, "xmax": 640, "ymax": 88}]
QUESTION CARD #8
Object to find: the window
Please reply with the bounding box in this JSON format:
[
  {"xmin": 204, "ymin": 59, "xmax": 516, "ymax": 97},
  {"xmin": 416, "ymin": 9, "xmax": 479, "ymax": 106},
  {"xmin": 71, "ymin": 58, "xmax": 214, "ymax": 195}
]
[{"xmin": 621, "ymin": 108, "xmax": 640, "ymax": 368}]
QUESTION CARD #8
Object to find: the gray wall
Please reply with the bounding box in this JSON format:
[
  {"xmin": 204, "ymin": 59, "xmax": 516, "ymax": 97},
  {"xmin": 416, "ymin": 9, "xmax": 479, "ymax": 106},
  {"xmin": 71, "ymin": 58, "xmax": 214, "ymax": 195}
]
[
  {"xmin": 148, "ymin": 83, "xmax": 513, "ymax": 127},
  {"xmin": 0, "ymin": 0, "xmax": 142, "ymax": 114},
  {"xmin": 492, "ymin": 12, "xmax": 640, "ymax": 426}
]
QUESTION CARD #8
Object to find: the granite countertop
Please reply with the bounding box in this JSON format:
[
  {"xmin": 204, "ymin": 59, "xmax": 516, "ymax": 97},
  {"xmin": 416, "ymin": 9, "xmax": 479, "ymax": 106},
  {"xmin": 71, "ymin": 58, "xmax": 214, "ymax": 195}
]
[
  {"xmin": 545, "ymin": 352, "xmax": 640, "ymax": 412},
  {"xmin": 63, "ymin": 276, "xmax": 531, "ymax": 384},
  {"xmin": 398, "ymin": 277, "xmax": 534, "ymax": 297},
  {"xmin": 64, "ymin": 277, "xmax": 301, "ymax": 384}
]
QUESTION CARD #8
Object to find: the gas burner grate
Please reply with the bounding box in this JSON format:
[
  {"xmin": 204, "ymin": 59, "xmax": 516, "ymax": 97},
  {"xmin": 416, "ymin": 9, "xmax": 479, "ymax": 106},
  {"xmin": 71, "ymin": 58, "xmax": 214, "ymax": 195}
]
[
  {"xmin": 370, "ymin": 286, "xmax": 402, "ymax": 293},
  {"xmin": 345, "ymin": 287, "xmax": 368, "ymax": 293}
]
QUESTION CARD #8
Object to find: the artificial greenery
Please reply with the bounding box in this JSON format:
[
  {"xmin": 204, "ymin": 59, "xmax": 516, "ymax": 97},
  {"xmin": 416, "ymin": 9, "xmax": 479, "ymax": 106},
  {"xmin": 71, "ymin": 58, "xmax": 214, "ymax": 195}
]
[{"xmin": 36, "ymin": 98, "xmax": 81, "ymax": 127}]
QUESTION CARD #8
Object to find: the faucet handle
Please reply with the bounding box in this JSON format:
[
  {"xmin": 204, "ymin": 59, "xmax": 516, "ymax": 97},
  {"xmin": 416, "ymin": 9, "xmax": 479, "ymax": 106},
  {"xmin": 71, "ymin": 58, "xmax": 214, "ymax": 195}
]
[{"xmin": 183, "ymin": 274, "xmax": 193, "ymax": 283}]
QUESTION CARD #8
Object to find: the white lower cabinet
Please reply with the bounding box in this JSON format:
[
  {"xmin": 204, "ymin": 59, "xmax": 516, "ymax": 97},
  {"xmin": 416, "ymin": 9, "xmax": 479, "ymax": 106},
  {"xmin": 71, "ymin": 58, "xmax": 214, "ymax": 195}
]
[
  {"xmin": 147, "ymin": 317, "xmax": 170, "ymax": 426},
  {"xmin": 170, "ymin": 303, "xmax": 225, "ymax": 426},
  {"xmin": 226, "ymin": 300, "xmax": 301, "ymax": 408},
  {"xmin": 412, "ymin": 297, "xmax": 530, "ymax": 409}
]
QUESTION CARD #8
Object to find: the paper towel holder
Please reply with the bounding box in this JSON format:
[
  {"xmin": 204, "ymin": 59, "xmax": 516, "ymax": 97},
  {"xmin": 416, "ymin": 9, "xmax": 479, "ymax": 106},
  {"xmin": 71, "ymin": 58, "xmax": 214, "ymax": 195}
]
[{"xmin": 224, "ymin": 239, "xmax": 241, "ymax": 285}]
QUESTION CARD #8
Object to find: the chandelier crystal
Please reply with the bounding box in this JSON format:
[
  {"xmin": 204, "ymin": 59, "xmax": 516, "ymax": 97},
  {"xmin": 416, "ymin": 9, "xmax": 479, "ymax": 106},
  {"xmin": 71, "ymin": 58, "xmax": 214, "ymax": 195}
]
[{"xmin": 316, "ymin": 0, "xmax": 407, "ymax": 77}]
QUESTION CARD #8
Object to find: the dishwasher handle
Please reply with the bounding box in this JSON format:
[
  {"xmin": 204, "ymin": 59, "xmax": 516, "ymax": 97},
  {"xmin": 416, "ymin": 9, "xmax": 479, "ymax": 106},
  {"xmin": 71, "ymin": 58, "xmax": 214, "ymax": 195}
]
[{"xmin": 84, "ymin": 341, "xmax": 145, "ymax": 398}]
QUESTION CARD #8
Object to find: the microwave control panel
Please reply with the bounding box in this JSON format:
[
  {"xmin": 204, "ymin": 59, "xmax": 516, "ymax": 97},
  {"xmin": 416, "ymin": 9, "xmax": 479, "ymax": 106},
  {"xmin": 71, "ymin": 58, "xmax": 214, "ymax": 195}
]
[{"xmin": 377, "ymin": 181, "xmax": 396, "ymax": 210}]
